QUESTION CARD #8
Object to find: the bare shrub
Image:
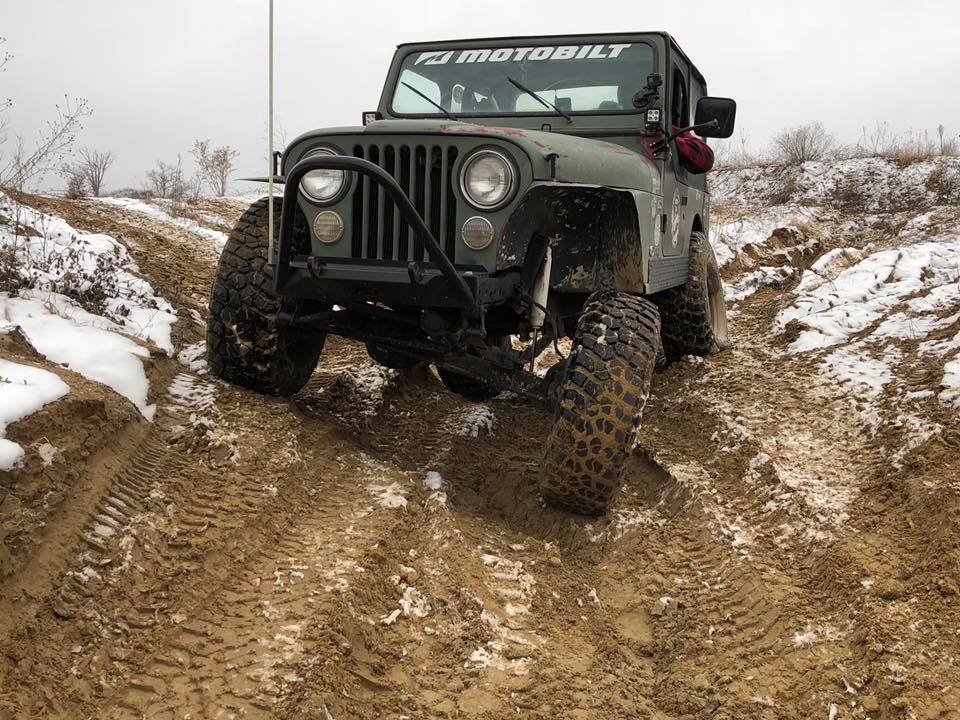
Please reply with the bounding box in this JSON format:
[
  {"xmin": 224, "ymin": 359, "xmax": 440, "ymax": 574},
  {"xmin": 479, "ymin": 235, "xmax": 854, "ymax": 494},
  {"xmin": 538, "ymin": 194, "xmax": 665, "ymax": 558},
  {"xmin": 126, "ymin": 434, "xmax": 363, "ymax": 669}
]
[
  {"xmin": 713, "ymin": 128, "xmax": 757, "ymax": 169},
  {"xmin": 934, "ymin": 125, "xmax": 958, "ymax": 156},
  {"xmin": 64, "ymin": 173, "xmax": 86, "ymax": 199},
  {"xmin": 855, "ymin": 122, "xmax": 900, "ymax": 158},
  {"xmin": 0, "ymin": 38, "xmax": 12, "ymax": 143},
  {"xmin": 0, "ymin": 198, "xmax": 151, "ymax": 314},
  {"xmin": 146, "ymin": 155, "xmax": 187, "ymax": 199},
  {"xmin": 191, "ymin": 140, "xmax": 239, "ymax": 197},
  {"xmin": 0, "ymin": 96, "xmax": 91, "ymax": 191},
  {"xmin": 0, "ymin": 244, "xmax": 19, "ymax": 293},
  {"xmin": 772, "ymin": 122, "xmax": 836, "ymax": 165}
]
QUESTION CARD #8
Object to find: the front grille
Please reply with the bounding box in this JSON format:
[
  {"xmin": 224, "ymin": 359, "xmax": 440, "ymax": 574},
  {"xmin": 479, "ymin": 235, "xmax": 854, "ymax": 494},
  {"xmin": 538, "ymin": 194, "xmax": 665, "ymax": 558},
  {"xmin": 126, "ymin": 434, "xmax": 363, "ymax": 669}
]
[{"xmin": 349, "ymin": 143, "xmax": 459, "ymax": 263}]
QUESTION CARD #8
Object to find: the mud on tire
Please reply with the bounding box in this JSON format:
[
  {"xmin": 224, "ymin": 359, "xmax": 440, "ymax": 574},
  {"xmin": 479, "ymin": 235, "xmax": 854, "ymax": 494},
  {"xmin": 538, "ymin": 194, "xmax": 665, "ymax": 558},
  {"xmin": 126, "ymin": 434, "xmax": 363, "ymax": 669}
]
[
  {"xmin": 539, "ymin": 291, "xmax": 661, "ymax": 515},
  {"xmin": 655, "ymin": 231, "xmax": 729, "ymax": 361},
  {"xmin": 207, "ymin": 197, "xmax": 326, "ymax": 396}
]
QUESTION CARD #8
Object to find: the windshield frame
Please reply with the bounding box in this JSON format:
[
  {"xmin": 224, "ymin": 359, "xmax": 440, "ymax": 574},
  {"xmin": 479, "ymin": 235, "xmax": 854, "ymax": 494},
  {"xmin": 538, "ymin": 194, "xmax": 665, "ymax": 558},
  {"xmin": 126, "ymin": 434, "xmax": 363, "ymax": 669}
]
[{"xmin": 384, "ymin": 38, "xmax": 659, "ymax": 120}]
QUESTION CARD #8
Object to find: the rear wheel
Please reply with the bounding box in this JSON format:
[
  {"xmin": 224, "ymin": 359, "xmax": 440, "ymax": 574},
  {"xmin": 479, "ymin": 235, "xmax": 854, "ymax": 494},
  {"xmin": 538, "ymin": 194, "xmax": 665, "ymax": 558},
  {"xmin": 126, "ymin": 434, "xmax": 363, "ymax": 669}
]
[
  {"xmin": 655, "ymin": 231, "xmax": 729, "ymax": 361},
  {"xmin": 539, "ymin": 291, "xmax": 661, "ymax": 515},
  {"xmin": 206, "ymin": 197, "xmax": 326, "ymax": 396}
]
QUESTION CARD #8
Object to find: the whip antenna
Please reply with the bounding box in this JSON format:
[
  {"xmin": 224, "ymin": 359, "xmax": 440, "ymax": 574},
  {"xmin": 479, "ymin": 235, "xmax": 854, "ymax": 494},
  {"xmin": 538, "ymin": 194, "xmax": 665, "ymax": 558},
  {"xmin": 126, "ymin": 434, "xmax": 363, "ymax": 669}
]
[{"xmin": 267, "ymin": 0, "xmax": 275, "ymax": 263}]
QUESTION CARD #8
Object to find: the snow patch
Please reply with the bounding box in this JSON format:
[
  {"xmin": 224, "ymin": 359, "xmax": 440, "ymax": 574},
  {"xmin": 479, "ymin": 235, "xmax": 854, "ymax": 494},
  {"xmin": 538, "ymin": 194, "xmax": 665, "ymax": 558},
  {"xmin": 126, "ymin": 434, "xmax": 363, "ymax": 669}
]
[
  {"xmin": 367, "ymin": 481, "xmax": 408, "ymax": 509},
  {"xmin": 1, "ymin": 294, "xmax": 156, "ymax": 419},
  {"xmin": 778, "ymin": 241, "xmax": 960, "ymax": 352},
  {"xmin": 0, "ymin": 192, "xmax": 176, "ymax": 353},
  {"xmin": 0, "ymin": 359, "xmax": 70, "ymax": 469},
  {"xmin": 457, "ymin": 404, "xmax": 496, "ymax": 437}
]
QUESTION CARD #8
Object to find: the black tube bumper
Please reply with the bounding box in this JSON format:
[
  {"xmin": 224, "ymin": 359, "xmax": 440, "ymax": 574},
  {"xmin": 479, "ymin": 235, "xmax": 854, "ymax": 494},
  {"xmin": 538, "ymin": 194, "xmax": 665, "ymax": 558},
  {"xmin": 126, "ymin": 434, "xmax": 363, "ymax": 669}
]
[
  {"xmin": 275, "ymin": 155, "xmax": 485, "ymax": 312},
  {"xmin": 279, "ymin": 257, "xmax": 519, "ymax": 308}
]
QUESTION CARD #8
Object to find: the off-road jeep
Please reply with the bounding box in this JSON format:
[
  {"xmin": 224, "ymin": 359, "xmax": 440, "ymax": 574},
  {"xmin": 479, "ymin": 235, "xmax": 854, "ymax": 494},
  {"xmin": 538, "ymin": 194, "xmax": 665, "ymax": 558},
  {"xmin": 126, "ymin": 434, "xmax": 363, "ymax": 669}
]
[{"xmin": 207, "ymin": 32, "xmax": 736, "ymax": 515}]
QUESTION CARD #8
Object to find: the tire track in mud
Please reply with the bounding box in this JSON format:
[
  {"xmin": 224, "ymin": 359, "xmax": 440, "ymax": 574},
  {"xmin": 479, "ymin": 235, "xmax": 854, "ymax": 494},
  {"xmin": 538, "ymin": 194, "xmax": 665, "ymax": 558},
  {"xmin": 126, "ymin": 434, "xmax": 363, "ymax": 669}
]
[
  {"xmin": 74, "ymin": 359, "xmax": 443, "ymax": 719},
  {"xmin": 50, "ymin": 433, "xmax": 188, "ymax": 622},
  {"xmin": 9, "ymin": 193, "xmax": 960, "ymax": 717},
  {"xmin": 104, "ymin": 479, "xmax": 411, "ymax": 718}
]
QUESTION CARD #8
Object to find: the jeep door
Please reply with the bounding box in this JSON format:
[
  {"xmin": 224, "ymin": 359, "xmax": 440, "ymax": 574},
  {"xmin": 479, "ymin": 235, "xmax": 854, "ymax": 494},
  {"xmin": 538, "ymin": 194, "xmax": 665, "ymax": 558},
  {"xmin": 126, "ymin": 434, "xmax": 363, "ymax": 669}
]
[{"xmin": 661, "ymin": 51, "xmax": 691, "ymax": 258}]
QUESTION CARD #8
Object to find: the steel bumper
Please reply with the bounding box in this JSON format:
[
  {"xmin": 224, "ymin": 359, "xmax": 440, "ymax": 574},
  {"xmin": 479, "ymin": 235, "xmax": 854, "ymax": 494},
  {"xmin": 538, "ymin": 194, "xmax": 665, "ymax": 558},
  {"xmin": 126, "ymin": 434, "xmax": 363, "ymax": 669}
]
[{"xmin": 274, "ymin": 155, "xmax": 488, "ymax": 312}]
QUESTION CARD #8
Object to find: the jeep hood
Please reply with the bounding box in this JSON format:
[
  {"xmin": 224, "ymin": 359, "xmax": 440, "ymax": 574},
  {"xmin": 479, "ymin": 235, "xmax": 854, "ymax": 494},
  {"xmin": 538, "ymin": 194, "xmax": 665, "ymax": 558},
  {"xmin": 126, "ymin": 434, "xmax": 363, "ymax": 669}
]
[{"xmin": 285, "ymin": 119, "xmax": 659, "ymax": 194}]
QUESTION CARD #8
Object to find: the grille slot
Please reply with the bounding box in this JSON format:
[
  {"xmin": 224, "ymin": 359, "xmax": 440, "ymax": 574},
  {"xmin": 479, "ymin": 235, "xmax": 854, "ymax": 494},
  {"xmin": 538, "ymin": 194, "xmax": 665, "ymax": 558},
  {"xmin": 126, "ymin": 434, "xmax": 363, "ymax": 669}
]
[{"xmin": 349, "ymin": 143, "xmax": 459, "ymax": 262}]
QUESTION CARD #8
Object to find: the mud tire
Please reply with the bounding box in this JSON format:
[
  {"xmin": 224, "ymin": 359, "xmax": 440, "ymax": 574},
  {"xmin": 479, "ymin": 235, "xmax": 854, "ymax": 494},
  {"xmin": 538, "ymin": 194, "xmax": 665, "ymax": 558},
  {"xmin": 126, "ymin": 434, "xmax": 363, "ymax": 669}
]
[
  {"xmin": 207, "ymin": 197, "xmax": 326, "ymax": 396},
  {"xmin": 539, "ymin": 291, "xmax": 661, "ymax": 515},
  {"xmin": 656, "ymin": 231, "xmax": 729, "ymax": 361}
]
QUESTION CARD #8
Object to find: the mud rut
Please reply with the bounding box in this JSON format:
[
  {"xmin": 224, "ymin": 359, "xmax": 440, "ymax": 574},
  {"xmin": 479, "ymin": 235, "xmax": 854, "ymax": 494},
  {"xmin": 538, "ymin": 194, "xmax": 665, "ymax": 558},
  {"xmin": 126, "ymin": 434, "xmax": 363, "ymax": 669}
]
[{"xmin": 2, "ymin": 198, "xmax": 959, "ymax": 719}]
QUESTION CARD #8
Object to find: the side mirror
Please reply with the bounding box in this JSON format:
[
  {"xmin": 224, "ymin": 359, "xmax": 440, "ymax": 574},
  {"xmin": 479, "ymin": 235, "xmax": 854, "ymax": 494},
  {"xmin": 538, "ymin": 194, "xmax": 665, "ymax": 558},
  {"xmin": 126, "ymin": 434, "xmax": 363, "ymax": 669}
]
[{"xmin": 694, "ymin": 97, "xmax": 736, "ymax": 138}]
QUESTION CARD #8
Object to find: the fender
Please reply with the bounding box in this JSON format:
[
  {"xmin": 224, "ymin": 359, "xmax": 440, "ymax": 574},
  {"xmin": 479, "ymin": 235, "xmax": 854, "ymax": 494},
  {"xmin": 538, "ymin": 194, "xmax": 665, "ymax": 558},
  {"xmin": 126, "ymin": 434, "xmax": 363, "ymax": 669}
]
[{"xmin": 499, "ymin": 183, "xmax": 655, "ymax": 295}]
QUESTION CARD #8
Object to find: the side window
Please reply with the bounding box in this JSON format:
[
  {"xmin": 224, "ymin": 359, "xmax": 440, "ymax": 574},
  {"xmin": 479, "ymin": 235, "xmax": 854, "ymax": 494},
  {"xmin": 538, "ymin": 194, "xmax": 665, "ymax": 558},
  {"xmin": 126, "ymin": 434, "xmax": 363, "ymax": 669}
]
[
  {"xmin": 687, "ymin": 74, "xmax": 709, "ymax": 191},
  {"xmin": 690, "ymin": 74, "xmax": 706, "ymax": 124},
  {"xmin": 671, "ymin": 64, "xmax": 689, "ymax": 129}
]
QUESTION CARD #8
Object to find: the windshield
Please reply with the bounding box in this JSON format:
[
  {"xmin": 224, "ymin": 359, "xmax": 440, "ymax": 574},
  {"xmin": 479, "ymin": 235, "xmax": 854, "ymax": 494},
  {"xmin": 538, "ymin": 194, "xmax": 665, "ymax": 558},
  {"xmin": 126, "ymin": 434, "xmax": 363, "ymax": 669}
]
[{"xmin": 390, "ymin": 42, "xmax": 655, "ymax": 116}]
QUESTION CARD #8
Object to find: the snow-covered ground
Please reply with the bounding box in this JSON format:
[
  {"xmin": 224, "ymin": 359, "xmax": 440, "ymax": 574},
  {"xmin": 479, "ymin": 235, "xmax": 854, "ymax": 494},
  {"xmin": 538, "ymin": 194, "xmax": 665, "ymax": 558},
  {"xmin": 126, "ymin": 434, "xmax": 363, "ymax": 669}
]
[
  {"xmin": 1, "ymin": 192, "xmax": 177, "ymax": 464},
  {"xmin": 98, "ymin": 197, "xmax": 229, "ymax": 248},
  {"xmin": 0, "ymin": 358, "xmax": 69, "ymax": 470},
  {"xmin": 714, "ymin": 157, "xmax": 960, "ymax": 423}
]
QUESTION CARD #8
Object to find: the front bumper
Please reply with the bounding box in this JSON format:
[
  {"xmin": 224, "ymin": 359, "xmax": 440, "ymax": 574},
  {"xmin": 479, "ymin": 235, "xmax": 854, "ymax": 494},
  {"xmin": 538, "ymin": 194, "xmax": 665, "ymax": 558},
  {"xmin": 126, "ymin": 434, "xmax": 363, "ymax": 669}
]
[
  {"xmin": 274, "ymin": 154, "xmax": 490, "ymax": 312},
  {"xmin": 279, "ymin": 256, "xmax": 519, "ymax": 308}
]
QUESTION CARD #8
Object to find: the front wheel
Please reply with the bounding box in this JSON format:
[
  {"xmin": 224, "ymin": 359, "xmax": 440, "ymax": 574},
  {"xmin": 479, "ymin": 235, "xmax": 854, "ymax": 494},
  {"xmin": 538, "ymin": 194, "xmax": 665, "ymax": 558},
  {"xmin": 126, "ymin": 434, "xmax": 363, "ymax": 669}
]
[
  {"xmin": 206, "ymin": 197, "xmax": 326, "ymax": 396},
  {"xmin": 539, "ymin": 292, "xmax": 661, "ymax": 515}
]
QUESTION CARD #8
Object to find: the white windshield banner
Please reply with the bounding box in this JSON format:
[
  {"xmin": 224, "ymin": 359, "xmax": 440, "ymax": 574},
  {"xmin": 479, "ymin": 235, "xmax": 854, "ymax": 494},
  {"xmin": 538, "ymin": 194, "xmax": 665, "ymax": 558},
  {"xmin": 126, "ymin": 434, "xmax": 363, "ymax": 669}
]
[{"xmin": 414, "ymin": 44, "xmax": 633, "ymax": 66}]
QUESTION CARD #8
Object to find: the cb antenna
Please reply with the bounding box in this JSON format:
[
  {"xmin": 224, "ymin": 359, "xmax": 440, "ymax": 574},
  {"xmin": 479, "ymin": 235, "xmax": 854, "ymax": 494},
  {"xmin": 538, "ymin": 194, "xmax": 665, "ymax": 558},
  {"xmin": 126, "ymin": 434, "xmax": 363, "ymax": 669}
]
[{"xmin": 267, "ymin": 0, "xmax": 275, "ymax": 263}]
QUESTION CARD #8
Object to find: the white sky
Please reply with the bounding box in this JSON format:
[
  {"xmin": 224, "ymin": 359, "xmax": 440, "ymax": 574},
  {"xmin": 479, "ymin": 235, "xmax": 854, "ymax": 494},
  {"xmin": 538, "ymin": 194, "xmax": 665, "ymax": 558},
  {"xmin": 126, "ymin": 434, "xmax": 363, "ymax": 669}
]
[{"xmin": 2, "ymin": 0, "xmax": 958, "ymax": 192}]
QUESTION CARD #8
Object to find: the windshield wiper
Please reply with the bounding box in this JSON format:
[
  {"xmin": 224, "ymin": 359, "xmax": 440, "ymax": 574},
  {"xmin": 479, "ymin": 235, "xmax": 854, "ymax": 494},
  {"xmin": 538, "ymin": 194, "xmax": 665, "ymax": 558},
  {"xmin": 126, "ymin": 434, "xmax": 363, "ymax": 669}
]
[
  {"xmin": 401, "ymin": 81, "xmax": 459, "ymax": 121},
  {"xmin": 507, "ymin": 76, "xmax": 572, "ymax": 122}
]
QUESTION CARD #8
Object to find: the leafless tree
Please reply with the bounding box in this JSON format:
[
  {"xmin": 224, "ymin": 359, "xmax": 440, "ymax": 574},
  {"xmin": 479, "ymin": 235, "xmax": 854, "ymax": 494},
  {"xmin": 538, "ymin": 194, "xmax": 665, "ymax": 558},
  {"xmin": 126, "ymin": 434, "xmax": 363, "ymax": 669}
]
[
  {"xmin": 146, "ymin": 156, "xmax": 186, "ymax": 199},
  {"xmin": 772, "ymin": 122, "xmax": 836, "ymax": 165},
  {"xmin": 192, "ymin": 139, "xmax": 239, "ymax": 196},
  {"xmin": 66, "ymin": 148, "xmax": 114, "ymax": 197},
  {"xmin": 0, "ymin": 95, "xmax": 91, "ymax": 191}
]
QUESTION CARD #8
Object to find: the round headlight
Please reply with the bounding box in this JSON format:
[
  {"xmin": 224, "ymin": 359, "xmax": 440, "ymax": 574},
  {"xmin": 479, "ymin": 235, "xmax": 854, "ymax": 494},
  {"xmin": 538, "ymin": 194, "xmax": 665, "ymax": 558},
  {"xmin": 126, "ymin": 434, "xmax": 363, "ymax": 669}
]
[
  {"xmin": 460, "ymin": 150, "xmax": 515, "ymax": 210},
  {"xmin": 299, "ymin": 148, "xmax": 346, "ymax": 203}
]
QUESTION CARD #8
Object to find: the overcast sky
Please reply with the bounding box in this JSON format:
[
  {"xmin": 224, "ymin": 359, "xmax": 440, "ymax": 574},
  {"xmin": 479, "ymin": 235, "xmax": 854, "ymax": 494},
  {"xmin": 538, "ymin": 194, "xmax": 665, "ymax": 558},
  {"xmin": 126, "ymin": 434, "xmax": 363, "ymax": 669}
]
[{"xmin": 2, "ymin": 0, "xmax": 958, "ymax": 193}]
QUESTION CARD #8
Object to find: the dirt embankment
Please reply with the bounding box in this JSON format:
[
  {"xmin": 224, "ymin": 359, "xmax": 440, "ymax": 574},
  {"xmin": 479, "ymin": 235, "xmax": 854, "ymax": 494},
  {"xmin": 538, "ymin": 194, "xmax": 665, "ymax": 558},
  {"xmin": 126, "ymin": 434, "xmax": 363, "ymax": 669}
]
[{"xmin": 1, "ymin": 175, "xmax": 959, "ymax": 719}]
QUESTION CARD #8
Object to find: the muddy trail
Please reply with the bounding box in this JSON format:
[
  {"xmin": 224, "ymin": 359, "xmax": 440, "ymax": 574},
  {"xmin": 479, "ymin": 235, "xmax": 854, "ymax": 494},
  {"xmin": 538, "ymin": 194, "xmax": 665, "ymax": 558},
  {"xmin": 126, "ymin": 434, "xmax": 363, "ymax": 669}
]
[{"xmin": 2, "ymin": 183, "xmax": 959, "ymax": 719}]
